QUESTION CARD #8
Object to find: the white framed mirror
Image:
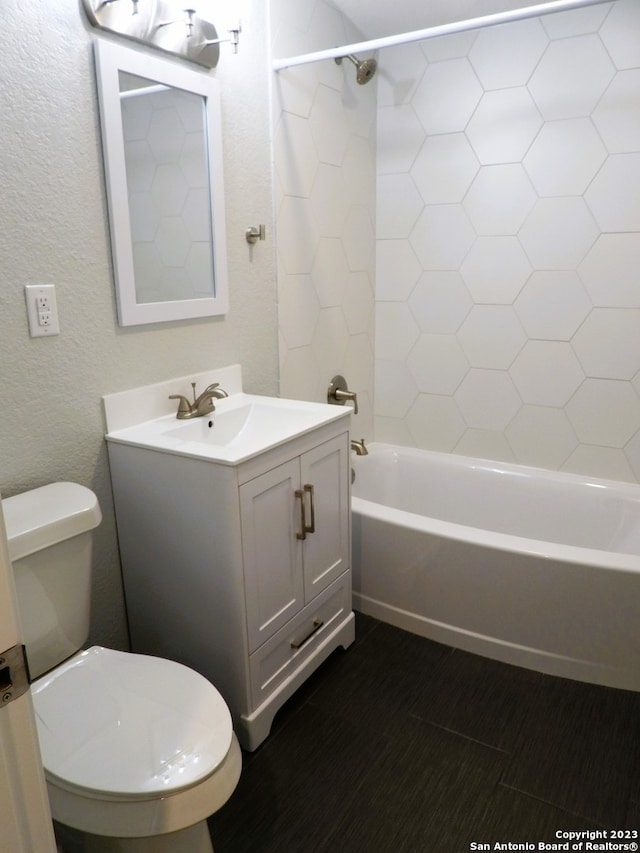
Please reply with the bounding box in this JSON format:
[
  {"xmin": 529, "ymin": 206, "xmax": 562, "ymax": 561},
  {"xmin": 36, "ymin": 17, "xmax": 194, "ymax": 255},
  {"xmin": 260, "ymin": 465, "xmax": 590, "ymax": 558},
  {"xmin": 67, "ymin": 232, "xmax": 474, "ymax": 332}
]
[{"xmin": 94, "ymin": 39, "xmax": 229, "ymax": 326}]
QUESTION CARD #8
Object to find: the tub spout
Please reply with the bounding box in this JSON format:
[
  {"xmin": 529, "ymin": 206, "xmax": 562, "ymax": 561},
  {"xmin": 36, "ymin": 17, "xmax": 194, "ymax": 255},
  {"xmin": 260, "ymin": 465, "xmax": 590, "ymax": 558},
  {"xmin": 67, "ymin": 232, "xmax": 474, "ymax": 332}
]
[{"xmin": 351, "ymin": 438, "xmax": 368, "ymax": 456}]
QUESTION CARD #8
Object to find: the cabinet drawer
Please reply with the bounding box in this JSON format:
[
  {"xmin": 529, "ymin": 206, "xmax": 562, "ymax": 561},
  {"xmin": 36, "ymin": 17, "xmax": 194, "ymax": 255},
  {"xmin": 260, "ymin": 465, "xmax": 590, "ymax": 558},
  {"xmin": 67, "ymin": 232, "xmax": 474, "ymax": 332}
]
[{"xmin": 249, "ymin": 573, "xmax": 351, "ymax": 707}]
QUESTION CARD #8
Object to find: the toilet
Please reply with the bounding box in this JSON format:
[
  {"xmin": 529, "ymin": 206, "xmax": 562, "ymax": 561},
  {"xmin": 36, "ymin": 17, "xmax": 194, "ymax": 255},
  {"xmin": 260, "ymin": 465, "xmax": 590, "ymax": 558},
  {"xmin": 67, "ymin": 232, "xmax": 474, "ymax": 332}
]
[{"xmin": 3, "ymin": 482, "xmax": 241, "ymax": 853}]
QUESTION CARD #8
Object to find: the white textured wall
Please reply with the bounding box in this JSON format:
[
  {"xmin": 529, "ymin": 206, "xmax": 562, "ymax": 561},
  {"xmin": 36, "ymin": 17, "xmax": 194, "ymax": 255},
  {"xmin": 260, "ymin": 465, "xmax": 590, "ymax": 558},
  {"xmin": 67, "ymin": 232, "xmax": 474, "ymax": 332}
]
[
  {"xmin": 375, "ymin": 0, "xmax": 640, "ymax": 482},
  {"xmin": 0, "ymin": 1, "xmax": 278, "ymax": 648},
  {"xmin": 271, "ymin": 0, "xmax": 376, "ymax": 440}
]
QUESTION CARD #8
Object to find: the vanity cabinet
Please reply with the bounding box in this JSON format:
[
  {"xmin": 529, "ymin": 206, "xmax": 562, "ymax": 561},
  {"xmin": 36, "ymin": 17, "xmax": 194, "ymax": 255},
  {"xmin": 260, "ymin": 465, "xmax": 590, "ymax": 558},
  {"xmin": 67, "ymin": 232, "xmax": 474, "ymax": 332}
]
[
  {"xmin": 107, "ymin": 416, "xmax": 354, "ymax": 751},
  {"xmin": 241, "ymin": 435, "xmax": 349, "ymax": 652}
]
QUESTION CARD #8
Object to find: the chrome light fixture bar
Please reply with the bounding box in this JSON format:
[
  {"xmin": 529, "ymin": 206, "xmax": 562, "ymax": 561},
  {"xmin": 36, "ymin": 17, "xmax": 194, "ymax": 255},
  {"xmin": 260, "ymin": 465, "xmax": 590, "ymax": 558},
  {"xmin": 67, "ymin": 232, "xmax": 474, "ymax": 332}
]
[{"xmin": 83, "ymin": 0, "xmax": 241, "ymax": 69}]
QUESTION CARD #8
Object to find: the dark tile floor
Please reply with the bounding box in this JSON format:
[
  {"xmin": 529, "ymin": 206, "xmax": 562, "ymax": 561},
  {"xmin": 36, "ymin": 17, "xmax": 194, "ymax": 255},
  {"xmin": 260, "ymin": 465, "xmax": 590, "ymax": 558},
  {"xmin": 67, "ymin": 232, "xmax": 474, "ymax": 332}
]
[{"xmin": 209, "ymin": 612, "xmax": 640, "ymax": 852}]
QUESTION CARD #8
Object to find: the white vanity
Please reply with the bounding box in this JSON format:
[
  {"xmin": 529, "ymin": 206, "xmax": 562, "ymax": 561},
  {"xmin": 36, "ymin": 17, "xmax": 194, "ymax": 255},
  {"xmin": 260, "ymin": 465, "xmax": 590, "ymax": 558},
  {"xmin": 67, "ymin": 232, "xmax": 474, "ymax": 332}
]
[{"xmin": 104, "ymin": 366, "xmax": 354, "ymax": 750}]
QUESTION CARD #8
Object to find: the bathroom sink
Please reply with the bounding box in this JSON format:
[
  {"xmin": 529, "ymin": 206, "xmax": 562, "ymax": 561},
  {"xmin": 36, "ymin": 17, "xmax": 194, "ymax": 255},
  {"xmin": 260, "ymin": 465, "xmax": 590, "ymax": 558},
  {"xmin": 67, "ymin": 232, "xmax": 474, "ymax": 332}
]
[
  {"xmin": 105, "ymin": 393, "xmax": 350, "ymax": 465},
  {"xmin": 166, "ymin": 401, "xmax": 326, "ymax": 448}
]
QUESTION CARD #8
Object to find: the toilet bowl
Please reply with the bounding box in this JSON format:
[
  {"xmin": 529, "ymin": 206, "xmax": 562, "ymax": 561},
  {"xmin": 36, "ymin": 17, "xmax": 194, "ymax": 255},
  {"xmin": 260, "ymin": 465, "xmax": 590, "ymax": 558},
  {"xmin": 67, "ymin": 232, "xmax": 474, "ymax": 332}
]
[
  {"xmin": 33, "ymin": 646, "xmax": 242, "ymax": 852},
  {"xmin": 3, "ymin": 482, "xmax": 241, "ymax": 853}
]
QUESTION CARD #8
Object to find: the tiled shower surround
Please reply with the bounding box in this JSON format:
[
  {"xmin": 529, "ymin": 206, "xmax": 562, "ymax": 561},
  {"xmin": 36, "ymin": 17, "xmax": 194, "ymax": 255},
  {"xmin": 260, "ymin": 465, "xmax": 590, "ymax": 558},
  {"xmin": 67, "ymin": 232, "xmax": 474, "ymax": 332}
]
[
  {"xmin": 271, "ymin": 0, "xmax": 377, "ymax": 438},
  {"xmin": 273, "ymin": 0, "xmax": 640, "ymax": 483}
]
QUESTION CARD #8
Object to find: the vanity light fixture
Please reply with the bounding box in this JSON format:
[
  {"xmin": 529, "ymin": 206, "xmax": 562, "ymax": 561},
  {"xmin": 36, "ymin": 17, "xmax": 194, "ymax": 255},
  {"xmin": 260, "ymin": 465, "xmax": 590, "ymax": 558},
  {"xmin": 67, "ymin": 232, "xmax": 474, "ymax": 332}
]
[
  {"xmin": 96, "ymin": 0, "xmax": 140, "ymax": 15},
  {"xmin": 202, "ymin": 23, "xmax": 242, "ymax": 55},
  {"xmin": 155, "ymin": 7, "xmax": 198, "ymax": 39},
  {"xmin": 82, "ymin": 0, "xmax": 241, "ymax": 68}
]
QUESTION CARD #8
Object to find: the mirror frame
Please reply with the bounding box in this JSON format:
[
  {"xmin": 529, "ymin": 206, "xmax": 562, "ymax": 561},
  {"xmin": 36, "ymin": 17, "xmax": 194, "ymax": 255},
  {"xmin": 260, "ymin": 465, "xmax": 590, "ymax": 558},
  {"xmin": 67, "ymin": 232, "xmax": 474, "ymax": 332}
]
[{"xmin": 94, "ymin": 39, "xmax": 229, "ymax": 326}]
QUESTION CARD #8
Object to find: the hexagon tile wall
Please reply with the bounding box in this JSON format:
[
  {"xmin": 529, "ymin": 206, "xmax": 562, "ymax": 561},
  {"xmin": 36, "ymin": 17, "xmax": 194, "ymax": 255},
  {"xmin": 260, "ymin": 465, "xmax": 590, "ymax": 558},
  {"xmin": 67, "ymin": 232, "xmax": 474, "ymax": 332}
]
[
  {"xmin": 273, "ymin": 0, "xmax": 640, "ymax": 484},
  {"xmin": 374, "ymin": 0, "xmax": 640, "ymax": 482},
  {"xmin": 271, "ymin": 0, "xmax": 377, "ymax": 440}
]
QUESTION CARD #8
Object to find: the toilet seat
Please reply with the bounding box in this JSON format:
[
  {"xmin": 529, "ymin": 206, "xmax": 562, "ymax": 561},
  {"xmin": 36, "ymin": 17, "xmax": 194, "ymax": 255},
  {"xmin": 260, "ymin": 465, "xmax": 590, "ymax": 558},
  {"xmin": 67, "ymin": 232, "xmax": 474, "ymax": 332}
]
[
  {"xmin": 31, "ymin": 646, "xmax": 233, "ymax": 798},
  {"xmin": 45, "ymin": 732, "xmax": 242, "ymax": 840}
]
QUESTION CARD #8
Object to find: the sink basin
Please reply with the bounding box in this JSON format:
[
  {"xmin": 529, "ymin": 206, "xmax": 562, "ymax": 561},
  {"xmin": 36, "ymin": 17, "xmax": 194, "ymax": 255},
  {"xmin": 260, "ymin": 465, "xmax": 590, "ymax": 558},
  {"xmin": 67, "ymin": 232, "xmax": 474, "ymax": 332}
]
[
  {"xmin": 165, "ymin": 402, "xmax": 324, "ymax": 448},
  {"xmin": 105, "ymin": 393, "xmax": 350, "ymax": 465}
]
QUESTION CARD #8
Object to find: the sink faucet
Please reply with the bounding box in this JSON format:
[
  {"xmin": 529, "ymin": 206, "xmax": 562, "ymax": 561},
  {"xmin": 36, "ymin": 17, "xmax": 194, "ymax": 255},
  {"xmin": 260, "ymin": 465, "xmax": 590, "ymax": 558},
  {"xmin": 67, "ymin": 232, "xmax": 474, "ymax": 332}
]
[{"xmin": 169, "ymin": 382, "xmax": 228, "ymax": 419}]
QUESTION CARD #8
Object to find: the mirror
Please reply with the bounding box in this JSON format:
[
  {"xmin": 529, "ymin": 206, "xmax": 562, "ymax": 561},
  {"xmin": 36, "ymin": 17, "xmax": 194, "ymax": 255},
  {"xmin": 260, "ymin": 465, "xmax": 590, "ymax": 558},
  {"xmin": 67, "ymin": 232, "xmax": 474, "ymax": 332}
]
[{"xmin": 94, "ymin": 40, "xmax": 229, "ymax": 325}]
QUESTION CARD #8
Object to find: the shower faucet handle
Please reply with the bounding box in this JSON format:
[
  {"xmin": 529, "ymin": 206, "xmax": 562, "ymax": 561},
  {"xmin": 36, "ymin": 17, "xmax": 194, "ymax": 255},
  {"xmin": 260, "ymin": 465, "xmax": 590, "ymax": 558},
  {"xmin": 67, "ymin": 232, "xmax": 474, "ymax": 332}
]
[
  {"xmin": 327, "ymin": 375, "xmax": 358, "ymax": 415},
  {"xmin": 245, "ymin": 224, "xmax": 266, "ymax": 244}
]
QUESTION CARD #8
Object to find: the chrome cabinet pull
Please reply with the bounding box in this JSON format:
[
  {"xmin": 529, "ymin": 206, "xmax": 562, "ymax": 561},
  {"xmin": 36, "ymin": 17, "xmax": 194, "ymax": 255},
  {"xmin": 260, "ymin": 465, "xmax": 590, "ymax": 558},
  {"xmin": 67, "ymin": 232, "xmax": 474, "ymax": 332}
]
[
  {"xmin": 303, "ymin": 483, "xmax": 315, "ymax": 534},
  {"xmin": 290, "ymin": 619, "xmax": 324, "ymax": 650},
  {"xmin": 295, "ymin": 489, "xmax": 306, "ymax": 540}
]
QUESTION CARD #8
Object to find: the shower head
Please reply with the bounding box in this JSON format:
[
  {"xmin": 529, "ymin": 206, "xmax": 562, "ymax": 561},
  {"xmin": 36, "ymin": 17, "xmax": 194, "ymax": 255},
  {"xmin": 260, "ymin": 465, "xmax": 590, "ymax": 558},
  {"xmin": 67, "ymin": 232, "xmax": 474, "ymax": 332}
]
[{"xmin": 335, "ymin": 53, "xmax": 377, "ymax": 85}]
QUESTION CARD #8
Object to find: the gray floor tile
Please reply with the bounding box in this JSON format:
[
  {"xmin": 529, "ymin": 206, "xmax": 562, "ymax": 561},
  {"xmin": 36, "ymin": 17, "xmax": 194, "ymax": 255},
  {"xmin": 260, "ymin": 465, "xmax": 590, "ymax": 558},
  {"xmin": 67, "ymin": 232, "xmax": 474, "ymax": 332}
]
[
  {"xmin": 501, "ymin": 674, "xmax": 640, "ymax": 826},
  {"xmin": 210, "ymin": 616, "xmax": 640, "ymax": 851},
  {"xmin": 409, "ymin": 648, "xmax": 544, "ymax": 752}
]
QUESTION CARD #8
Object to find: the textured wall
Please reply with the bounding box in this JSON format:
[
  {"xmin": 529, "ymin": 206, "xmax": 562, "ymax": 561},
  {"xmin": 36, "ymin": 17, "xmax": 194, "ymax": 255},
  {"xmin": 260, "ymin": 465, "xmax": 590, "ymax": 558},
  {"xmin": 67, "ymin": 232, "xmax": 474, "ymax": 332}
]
[
  {"xmin": 0, "ymin": 1, "xmax": 278, "ymax": 648},
  {"xmin": 271, "ymin": 0, "xmax": 377, "ymax": 441},
  {"xmin": 375, "ymin": 0, "xmax": 640, "ymax": 482}
]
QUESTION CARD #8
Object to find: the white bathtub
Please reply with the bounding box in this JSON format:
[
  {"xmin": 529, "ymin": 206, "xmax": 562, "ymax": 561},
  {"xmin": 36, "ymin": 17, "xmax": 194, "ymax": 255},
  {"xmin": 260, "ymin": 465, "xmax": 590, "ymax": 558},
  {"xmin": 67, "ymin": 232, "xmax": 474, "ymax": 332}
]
[{"xmin": 351, "ymin": 443, "xmax": 640, "ymax": 691}]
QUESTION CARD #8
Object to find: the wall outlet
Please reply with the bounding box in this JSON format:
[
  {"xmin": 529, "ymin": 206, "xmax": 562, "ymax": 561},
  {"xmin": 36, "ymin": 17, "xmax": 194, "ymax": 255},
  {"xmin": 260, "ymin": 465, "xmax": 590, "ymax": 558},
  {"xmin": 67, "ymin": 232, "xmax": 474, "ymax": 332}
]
[{"xmin": 25, "ymin": 284, "xmax": 60, "ymax": 337}]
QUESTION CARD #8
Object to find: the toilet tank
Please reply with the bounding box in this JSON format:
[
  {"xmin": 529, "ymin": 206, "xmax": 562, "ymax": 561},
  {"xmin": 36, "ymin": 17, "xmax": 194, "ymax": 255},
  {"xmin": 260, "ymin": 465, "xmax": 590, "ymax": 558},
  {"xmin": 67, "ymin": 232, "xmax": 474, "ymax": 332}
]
[{"xmin": 2, "ymin": 483, "xmax": 102, "ymax": 679}]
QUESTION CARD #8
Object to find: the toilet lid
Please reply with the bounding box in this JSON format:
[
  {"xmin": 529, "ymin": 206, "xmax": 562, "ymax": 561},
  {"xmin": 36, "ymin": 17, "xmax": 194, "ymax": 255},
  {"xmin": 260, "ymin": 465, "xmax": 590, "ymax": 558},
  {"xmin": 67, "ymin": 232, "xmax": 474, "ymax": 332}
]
[{"xmin": 31, "ymin": 646, "xmax": 233, "ymax": 798}]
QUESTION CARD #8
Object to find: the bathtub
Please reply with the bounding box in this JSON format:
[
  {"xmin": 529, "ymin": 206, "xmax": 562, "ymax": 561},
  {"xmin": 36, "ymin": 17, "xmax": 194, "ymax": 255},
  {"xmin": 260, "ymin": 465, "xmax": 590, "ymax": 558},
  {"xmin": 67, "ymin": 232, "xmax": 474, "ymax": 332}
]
[{"xmin": 351, "ymin": 443, "xmax": 640, "ymax": 691}]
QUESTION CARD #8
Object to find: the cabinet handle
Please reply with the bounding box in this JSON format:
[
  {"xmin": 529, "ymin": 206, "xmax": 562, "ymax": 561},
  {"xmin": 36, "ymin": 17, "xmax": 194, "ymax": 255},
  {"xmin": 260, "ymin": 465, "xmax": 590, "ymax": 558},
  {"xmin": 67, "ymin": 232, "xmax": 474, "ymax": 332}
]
[
  {"xmin": 295, "ymin": 489, "xmax": 306, "ymax": 540},
  {"xmin": 303, "ymin": 483, "xmax": 315, "ymax": 534},
  {"xmin": 290, "ymin": 619, "xmax": 324, "ymax": 650}
]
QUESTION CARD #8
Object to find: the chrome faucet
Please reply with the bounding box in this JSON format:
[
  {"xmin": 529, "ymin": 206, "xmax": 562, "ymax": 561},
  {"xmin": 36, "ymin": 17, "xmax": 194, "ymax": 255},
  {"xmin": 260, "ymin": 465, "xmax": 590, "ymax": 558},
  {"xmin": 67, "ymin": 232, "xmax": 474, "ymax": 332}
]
[{"xmin": 169, "ymin": 382, "xmax": 228, "ymax": 419}]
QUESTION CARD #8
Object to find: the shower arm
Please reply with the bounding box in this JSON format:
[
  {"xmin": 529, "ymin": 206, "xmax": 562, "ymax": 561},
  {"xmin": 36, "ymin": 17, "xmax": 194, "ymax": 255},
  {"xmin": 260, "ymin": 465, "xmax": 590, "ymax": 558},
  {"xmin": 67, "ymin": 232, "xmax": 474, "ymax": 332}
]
[{"xmin": 272, "ymin": 0, "xmax": 610, "ymax": 72}]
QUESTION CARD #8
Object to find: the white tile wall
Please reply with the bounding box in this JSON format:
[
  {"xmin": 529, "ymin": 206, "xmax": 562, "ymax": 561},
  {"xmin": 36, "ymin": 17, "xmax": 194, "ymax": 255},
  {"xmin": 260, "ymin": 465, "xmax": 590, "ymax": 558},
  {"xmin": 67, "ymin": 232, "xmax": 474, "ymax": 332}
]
[
  {"xmin": 272, "ymin": 0, "xmax": 640, "ymax": 483},
  {"xmin": 271, "ymin": 0, "xmax": 376, "ymax": 437},
  {"xmin": 375, "ymin": 0, "xmax": 640, "ymax": 482}
]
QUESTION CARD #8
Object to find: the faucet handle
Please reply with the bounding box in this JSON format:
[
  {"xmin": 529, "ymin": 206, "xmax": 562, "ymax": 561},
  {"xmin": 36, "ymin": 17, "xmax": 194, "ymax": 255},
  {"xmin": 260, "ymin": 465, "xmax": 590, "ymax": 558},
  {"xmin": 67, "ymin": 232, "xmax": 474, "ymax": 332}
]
[
  {"xmin": 327, "ymin": 375, "xmax": 358, "ymax": 415},
  {"xmin": 202, "ymin": 382, "xmax": 229, "ymax": 399},
  {"xmin": 169, "ymin": 394, "xmax": 192, "ymax": 418}
]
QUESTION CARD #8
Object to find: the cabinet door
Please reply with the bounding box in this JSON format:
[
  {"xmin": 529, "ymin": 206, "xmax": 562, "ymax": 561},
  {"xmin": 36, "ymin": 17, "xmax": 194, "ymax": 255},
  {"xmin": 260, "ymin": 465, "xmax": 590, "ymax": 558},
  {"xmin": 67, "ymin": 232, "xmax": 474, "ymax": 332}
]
[
  {"xmin": 300, "ymin": 434, "xmax": 350, "ymax": 603},
  {"xmin": 240, "ymin": 458, "xmax": 304, "ymax": 653}
]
